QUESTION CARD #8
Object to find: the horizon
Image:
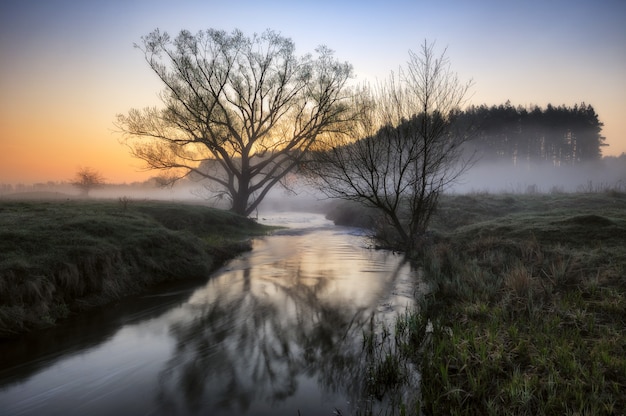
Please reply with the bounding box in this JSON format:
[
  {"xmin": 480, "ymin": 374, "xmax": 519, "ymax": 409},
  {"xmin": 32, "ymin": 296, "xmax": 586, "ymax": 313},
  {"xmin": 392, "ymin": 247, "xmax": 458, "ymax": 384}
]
[
  {"xmin": 1, "ymin": 0, "xmax": 625, "ymax": 185},
  {"xmin": 2, "ymin": 156, "xmax": 624, "ymax": 198}
]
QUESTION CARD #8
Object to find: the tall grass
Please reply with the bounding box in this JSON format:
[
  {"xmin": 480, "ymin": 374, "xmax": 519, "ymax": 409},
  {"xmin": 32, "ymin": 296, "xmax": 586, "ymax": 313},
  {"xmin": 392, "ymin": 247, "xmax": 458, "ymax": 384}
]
[
  {"xmin": 360, "ymin": 311, "xmax": 427, "ymax": 415},
  {"xmin": 0, "ymin": 199, "xmax": 271, "ymax": 338},
  {"xmin": 357, "ymin": 192, "xmax": 626, "ymax": 415}
]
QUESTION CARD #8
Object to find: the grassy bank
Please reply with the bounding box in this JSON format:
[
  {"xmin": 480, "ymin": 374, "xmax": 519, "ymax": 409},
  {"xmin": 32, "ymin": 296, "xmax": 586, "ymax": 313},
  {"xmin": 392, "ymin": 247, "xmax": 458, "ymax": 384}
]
[
  {"xmin": 0, "ymin": 199, "xmax": 271, "ymax": 339},
  {"xmin": 350, "ymin": 192, "xmax": 626, "ymax": 414}
]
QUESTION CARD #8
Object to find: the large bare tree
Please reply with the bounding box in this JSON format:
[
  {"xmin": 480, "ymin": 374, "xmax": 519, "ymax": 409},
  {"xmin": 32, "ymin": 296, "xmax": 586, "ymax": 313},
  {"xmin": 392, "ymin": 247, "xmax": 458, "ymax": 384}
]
[
  {"xmin": 307, "ymin": 41, "xmax": 474, "ymax": 254},
  {"xmin": 116, "ymin": 29, "xmax": 353, "ymax": 215}
]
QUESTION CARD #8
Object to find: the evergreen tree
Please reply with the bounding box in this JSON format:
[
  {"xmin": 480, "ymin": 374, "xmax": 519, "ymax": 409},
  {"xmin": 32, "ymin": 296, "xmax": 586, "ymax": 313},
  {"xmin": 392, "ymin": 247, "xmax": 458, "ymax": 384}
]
[{"xmin": 463, "ymin": 102, "xmax": 605, "ymax": 166}]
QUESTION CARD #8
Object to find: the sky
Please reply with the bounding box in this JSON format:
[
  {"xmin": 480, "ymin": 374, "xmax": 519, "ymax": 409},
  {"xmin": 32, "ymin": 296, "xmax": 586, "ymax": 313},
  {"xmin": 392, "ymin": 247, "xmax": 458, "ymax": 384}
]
[{"xmin": 1, "ymin": 0, "xmax": 625, "ymax": 185}]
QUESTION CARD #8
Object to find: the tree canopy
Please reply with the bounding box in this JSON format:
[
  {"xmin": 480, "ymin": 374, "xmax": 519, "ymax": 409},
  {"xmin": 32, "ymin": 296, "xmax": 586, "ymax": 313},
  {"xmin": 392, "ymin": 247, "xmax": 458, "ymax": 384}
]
[
  {"xmin": 306, "ymin": 41, "xmax": 474, "ymax": 253},
  {"xmin": 71, "ymin": 167, "xmax": 105, "ymax": 196},
  {"xmin": 459, "ymin": 102, "xmax": 605, "ymax": 165},
  {"xmin": 117, "ymin": 28, "xmax": 354, "ymax": 215}
]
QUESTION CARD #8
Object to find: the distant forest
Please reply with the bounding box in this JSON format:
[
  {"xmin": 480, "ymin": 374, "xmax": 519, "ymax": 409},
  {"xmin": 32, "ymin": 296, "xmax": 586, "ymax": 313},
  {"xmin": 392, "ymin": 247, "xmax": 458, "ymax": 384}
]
[{"xmin": 458, "ymin": 102, "xmax": 605, "ymax": 166}]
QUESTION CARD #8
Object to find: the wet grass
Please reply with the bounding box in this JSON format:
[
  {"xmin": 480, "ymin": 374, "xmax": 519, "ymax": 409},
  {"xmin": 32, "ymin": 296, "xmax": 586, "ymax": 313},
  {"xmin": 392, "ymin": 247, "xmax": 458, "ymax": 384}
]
[
  {"xmin": 357, "ymin": 191, "xmax": 626, "ymax": 415},
  {"xmin": 0, "ymin": 198, "xmax": 272, "ymax": 338},
  {"xmin": 419, "ymin": 241, "xmax": 626, "ymax": 414},
  {"xmin": 360, "ymin": 311, "xmax": 429, "ymax": 415}
]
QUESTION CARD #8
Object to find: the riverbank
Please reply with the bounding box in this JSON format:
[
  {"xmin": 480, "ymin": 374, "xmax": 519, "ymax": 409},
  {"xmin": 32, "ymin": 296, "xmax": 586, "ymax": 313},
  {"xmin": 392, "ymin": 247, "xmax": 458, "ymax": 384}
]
[
  {"xmin": 332, "ymin": 192, "xmax": 626, "ymax": 414},
  {"xmin": 0, "ymin": 199, "xmax": 272, "ymax": 339},
  {"xmin": 419, "ymin": 192, "xmax": 626, "ymax": 414}
]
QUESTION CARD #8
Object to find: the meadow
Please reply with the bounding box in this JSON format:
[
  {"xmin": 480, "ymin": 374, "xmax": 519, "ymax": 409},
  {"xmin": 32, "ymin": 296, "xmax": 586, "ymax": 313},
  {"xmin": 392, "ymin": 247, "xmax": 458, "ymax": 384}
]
[
  {"xmin": 2, "ymin": 191, "xmax": 624, "ymax": 414},
  {"xmin": 0, "ymin": 198, "xmax": 270, "ymax": 339},
  {"xmin": 352, "ymin": 191, "xmax": 626, "ymax": 415}
]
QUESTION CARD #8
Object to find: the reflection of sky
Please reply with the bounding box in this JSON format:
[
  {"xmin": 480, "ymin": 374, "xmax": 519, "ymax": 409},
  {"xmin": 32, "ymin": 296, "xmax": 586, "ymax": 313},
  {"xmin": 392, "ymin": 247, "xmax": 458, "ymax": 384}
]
[
  {"xmin": 0, "ymin": 325, "xmax": 175, "ymax": 416},
  {"xmin": 190, "ymin": 224, "xmax": 411, "ymax": 311},
  {"xmin": 0, "ymin": 214, "xmax": 419, "ymax": 415}
]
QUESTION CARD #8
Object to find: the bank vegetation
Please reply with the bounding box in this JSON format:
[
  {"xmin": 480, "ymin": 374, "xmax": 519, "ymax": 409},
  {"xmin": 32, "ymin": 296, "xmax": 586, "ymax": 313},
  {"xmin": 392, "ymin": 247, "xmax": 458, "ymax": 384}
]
[
  {"xmin": 330, "ymin": 191, "xmax": 626, "ymax": 415},
  {"xmin": 0, "ymin": 199, "xmax": 270, "ymax": 339}
]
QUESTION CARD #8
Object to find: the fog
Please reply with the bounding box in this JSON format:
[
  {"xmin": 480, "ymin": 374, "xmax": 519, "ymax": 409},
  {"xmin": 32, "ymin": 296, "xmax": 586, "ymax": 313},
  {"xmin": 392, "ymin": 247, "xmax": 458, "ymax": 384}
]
[
  {"xmin": 0, "ymin": 181, "xmax": 200, "ymax": 202},
  {"xmin": 1, "ymin": 155, "xmax": 624, "ymax": 207},
  {"xmin": 449, "ymin": 156, "xmax": 625, "ymax": 194},
  {"xmin": 0, "ymin": 177, "xmax": 329, "ymax": 214}
]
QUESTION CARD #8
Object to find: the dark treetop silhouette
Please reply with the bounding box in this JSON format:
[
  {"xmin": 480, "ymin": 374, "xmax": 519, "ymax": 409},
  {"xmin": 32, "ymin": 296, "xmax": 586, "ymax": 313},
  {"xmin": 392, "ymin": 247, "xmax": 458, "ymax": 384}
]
[
  {"xmin": 117, "ymin": 28, "xmax": 354, "ymax": 215},
  {"xmin": 458, "ymin": 101, "xmax": 605, "ymax": 166},
  {"xmin": 305, "ymin": 41, "xmax": 474, "ymax": 254},
  {"xmin": 71, "ymin": 167, "xmax": 105, "ymax": 196}
]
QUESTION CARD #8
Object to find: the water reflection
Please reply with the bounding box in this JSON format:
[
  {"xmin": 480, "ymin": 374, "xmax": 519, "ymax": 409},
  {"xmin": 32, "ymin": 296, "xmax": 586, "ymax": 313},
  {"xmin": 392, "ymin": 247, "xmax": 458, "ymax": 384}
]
[
  {"xmin": 156, "ymin": 218, "xmax": 417, "ymax": 414},
  {"xmin": 0, "ymin": 213, "xmax": 420, "ymax": 415}
]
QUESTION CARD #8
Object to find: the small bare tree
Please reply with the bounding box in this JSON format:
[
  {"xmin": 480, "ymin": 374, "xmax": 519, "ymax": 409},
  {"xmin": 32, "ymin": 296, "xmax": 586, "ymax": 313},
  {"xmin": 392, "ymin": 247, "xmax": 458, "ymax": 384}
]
[
  {"xmin": 116, "ymin": 28, "xmax": 354, "ymax": 216},
  {"xmin": 307, "ymin": 41, "xmax": 474, "ymax": 254},
  {"xmin": 72, "ymin": 167, "xmax": 105, "ymax": 196}
]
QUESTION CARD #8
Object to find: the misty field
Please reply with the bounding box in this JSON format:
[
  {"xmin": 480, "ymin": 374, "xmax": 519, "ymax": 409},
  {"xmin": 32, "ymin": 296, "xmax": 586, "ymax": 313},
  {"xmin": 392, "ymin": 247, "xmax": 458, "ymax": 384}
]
[
  {"xmin": 348, "ymin": 191, "xmax": 626, "ymax": 415},
  {"xmin": 0, "ymin": 199, "xmax": 270, "ymax": 338},
  {"xmin": 1, "ymin": 192, "xmax": 625, "ymax": 414}
]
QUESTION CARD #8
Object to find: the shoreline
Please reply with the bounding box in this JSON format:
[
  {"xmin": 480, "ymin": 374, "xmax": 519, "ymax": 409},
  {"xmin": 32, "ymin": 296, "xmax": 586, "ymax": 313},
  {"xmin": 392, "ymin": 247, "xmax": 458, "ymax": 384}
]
[
  {"xmin": 0, "ymin": 199, "xmax": 272, "ymax": 339},
  {"xmin": 342, "ymin": 191, "xmax": 626, "ymax": 414}
]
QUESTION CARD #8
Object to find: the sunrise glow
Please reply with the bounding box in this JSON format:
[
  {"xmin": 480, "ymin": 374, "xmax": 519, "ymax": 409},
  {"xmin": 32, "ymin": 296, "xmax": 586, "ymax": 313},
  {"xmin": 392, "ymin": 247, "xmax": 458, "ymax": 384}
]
[{"xmin": 1, "ymin": 0, "xmax": 624, "ymax": 185}]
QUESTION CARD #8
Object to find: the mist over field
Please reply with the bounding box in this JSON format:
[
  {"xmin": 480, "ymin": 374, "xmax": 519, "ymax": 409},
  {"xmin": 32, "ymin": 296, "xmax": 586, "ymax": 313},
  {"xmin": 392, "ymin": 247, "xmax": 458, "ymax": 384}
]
[
  {"xmin": 450, "ymin": 156, "xmax": 625, "ymax": 194},
  {"xmin": 2, "ymin": 155, "xmax": 624, "ymax": 207},
  {"xmin": 0, "ymin": 175, "xmax": 327, "ymax": 215}
]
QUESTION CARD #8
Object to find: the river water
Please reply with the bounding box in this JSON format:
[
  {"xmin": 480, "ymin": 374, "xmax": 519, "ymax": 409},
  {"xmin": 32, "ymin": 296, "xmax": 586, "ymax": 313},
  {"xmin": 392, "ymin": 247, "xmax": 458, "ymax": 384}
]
[{"xmin": 0, "ymin": 212, "xmax": 423, "ymax": 415}]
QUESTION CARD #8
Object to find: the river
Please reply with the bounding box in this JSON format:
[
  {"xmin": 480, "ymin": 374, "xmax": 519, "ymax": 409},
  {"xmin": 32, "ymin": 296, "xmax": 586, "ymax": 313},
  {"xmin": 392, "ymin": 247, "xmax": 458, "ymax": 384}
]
[{"xmin": 0, "ymin": 212, "xmax": 423, "ymax": 415}]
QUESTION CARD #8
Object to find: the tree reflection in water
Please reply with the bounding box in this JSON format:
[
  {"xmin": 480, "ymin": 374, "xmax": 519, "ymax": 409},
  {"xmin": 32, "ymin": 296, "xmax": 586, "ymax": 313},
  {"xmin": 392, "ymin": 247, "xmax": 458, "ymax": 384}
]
[{"xmin": 156, "ymin": 228, "xmax": 419, "ymax": 415}]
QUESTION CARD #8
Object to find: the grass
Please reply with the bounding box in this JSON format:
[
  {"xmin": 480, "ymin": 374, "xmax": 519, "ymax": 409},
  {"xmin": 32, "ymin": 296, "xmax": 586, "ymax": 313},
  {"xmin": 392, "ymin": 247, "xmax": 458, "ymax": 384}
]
[
  {"xmin": 3, "ymin": 192, "xmax": 625, "ymax": 413},
  {"xmin": 0, "ymin": 198, "xmax": 272, "ymax": 339},
  {"xmin": 359, "ymin": 311, "xmax": 427, "ymax": 415},
  {"xmin": 352, "ymin": 191, "xmax": 626, "ymax": 415}
]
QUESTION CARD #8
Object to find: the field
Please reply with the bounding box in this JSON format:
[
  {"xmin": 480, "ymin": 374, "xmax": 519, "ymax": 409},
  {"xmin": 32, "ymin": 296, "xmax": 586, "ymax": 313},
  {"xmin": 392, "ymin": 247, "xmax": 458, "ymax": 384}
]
[
  {"xmin": 0, "ymin": 198, "xmax": 271, "ymax": 339},
  {"xmin": 2, "ymin": 192, "xmax": 625, "ymax": 414},
  {"xmin": 352, "ymin": 191, "xmax": 626, "ymax": 415}
]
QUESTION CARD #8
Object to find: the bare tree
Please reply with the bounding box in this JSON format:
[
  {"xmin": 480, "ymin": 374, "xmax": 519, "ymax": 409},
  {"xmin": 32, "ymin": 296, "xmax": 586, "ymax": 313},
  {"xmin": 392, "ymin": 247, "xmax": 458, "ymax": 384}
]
[
  {"xmin": 116, "ymin": 28, "xmax": 354, "ymax": 216},
  {"xmin": 307, "ymin": 41, "xmax": 474, "ymax": 254},
  {"xmin": 72, "ymin": 167, "xmax": 105, "ymax": 196}
]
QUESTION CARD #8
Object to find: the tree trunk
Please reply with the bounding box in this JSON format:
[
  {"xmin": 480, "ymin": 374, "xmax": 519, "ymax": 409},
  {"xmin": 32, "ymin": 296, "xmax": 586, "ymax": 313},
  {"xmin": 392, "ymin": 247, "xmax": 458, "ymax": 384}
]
[
  {"xmin": 231, "ymin": 171, "xmax": 251, "ymax": 216},
  {"xmin": 230, "ymin": 197, "xmax": 248, "ymax": 216}
]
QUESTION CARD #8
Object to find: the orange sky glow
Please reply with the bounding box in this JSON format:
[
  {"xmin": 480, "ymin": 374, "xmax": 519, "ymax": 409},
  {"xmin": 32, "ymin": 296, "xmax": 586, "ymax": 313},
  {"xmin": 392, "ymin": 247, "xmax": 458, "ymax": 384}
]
[{"xmin": 1, "ymin": 0, "xmax": 625, "ymax": 186}]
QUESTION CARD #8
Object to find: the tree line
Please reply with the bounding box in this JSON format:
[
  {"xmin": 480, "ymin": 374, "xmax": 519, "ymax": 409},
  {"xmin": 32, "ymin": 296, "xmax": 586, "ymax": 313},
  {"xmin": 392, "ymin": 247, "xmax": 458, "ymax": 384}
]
[
  {"xmin": 458, "ymin": 101, "xmax": 605, "ymax": 166},
  {"xmin": 116, "ymin": 28, "xmax": 474, "ymax": 253},
  {"xmin": 116, "ymin": 27, "xmax": 606, "ymax": 253}
]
